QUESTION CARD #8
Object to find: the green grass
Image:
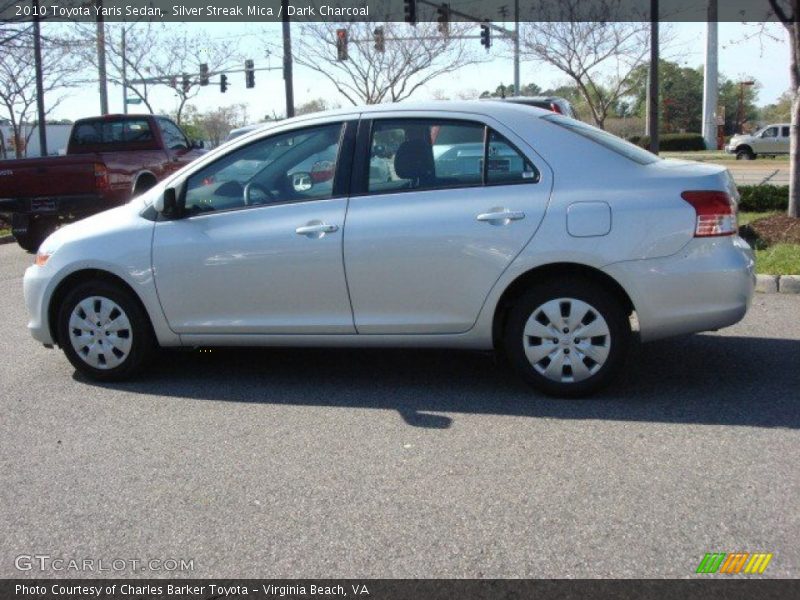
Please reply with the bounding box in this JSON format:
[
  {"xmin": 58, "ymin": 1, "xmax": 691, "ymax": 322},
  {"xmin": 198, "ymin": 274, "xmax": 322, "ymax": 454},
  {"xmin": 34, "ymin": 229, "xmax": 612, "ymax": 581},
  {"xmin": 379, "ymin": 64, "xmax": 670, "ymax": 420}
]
[
  {"xmin": 755, "ymin": 244, "xmax": 800, "ymax": 275},
  {"xmin": 738, "ymin": 211, "xmax": 780, "ymax": 226},
  {"xmin": 0, "ymin": 228, "xmax": 9, "ymax": 237},
  {"xmin": 661, "ymin": 150, "xmax": 789, "ymax": 162}
]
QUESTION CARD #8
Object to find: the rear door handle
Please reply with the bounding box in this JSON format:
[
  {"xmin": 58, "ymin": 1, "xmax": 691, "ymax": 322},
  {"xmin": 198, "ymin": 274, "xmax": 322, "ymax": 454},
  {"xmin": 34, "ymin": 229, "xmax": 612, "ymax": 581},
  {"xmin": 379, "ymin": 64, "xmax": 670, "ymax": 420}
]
[
  {"xmin": 295, "ymin": 223, "xmax": 339, "ymax": 236},
  {"xmin": 476, "ymin": 210, "xmax": 526, "ymax": 224}
]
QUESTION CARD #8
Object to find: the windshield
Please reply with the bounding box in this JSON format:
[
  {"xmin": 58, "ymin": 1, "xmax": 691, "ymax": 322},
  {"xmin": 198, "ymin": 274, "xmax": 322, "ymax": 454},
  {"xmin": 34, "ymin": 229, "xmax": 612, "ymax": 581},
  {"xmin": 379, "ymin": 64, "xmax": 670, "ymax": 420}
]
[{"xmin": 542, "ymin": 114, "xmax": 660, "ymax": 165}]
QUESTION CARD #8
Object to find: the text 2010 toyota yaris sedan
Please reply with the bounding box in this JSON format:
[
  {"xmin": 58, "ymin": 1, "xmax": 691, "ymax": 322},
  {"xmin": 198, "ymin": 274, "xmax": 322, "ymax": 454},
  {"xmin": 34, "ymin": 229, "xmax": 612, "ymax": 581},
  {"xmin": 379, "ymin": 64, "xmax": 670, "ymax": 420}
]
[{"xmin": 23, "ymin": 101, "xmax": 755, "ymax": 396}]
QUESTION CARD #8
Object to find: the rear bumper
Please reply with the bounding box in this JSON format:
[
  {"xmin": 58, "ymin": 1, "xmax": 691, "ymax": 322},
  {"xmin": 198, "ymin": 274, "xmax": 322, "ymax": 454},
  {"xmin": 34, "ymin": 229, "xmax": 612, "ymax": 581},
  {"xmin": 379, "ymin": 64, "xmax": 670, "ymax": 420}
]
[
  {"xmin": 0, "ymin": 194, "xmax": 105, "ymax": 220},
  {"xmin": 603, "ymin": 236, "xmax": 755, "ymax": 342}
]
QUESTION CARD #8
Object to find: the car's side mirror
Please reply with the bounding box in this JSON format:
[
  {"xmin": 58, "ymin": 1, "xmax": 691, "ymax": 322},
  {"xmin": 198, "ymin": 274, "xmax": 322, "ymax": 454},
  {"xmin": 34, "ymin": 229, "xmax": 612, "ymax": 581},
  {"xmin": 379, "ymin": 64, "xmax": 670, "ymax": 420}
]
[
  {"xmin": 154, "ymin": 187, "xmax": 182, "ymax": 218},
  {"xmin": 290, "ymin": 172, "xmax": 313, "ymax": 193}
]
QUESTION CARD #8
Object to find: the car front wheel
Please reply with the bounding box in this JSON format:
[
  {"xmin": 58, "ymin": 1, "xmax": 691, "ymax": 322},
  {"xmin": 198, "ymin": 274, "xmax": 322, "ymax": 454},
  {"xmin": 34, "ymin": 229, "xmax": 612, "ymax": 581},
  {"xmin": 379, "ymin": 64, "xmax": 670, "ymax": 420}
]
[
  {"xmin": 504, "ymin": 279, "xmax": 631, "ymax": 397},
  {"xmin": 57, "ymin": 280, "xmax": 155, "ymax": 381}
]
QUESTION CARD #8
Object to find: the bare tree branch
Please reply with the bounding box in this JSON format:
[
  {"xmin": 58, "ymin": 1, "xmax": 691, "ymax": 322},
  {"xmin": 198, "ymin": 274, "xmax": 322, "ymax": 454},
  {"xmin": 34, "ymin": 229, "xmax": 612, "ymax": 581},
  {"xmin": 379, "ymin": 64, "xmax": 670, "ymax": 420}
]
[{"xmin": 282, "ymin": 7, "xmax": 484, "ymax": 106}]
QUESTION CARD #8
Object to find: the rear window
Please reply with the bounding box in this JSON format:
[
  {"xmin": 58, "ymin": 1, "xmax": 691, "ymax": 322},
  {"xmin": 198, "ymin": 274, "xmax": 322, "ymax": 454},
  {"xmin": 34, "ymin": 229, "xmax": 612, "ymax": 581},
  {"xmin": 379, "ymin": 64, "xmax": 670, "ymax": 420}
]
[
  {"xmin": 71, "ymin": 119, "xmax": 154, "ymax": 146},
  {"xmin": 542, "ymin": 114, "xmax": 660, "ymax": 165}
]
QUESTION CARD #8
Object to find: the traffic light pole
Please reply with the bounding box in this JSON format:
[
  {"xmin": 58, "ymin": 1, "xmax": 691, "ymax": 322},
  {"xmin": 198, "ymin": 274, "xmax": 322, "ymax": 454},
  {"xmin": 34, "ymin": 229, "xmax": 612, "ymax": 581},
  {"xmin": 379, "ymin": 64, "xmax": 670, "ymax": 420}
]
[
  {"xmin": 282, "ymin": 0, "xmax": 295, "ymax": 118},
  {"xmin": 32, "ymin": 0, "xmax": 47, "ymax": 156}
]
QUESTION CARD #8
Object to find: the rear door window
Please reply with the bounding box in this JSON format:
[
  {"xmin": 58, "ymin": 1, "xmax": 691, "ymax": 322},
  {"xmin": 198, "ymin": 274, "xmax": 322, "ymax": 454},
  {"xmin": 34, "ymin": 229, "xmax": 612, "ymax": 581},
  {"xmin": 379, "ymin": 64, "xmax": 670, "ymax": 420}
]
[
  {"xmin": 365, "ymin": 118, "xmax": 540, "ymax": 194},
  {"xmin": 71, "ymin": 119, "xmax": 153, "ymax": 146}
]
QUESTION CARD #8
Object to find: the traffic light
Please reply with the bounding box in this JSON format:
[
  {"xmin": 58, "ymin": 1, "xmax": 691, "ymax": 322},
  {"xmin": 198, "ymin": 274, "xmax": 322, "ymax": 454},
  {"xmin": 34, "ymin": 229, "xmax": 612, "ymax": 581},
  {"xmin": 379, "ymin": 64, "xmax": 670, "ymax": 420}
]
[
  {"xmin": 181, "ymin": 74, "xmax": 190, "ymax": 93},
  {"xmin": 373, "ymin": 26, "xmax": 385, "ymax": 52},
  {"xmin": 403, "ymin": 0, "xmax": 416, "ymax": 25},
  {"xmin": 220, "ymin": 74, "xmax": 228, "ymax": 93},
  {"xmin": 199, "ymin": 63, "xmax": 209, "ymax": 86},
  {"xmin": 437, "ymin": 3, "xmax": 450, "ymax": 36},
  {"xmin": 480, "ymin": 22, "xmax": 491, "ymax": 50},
  {"xmin": 245, "ymin": 59, "xmax": 255, "ymax": 88},
  {"xmin": 336, "ymin": 28, "xmax": 348, "ymax": 61}
]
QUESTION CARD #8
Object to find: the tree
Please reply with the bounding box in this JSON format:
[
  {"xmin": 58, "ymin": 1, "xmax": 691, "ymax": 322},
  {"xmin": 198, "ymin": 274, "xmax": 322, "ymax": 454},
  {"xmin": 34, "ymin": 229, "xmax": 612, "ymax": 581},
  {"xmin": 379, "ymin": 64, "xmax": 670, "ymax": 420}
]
[
  {"xmin": 0, "ymin": 24, "xmax": 79, "ymax": 157},
  {"xmin": 517, "ymin": 4, "xmax": 652, "ymax": 129},
  {"xmin": 180, "ymin": 103, "xmax": 250, "ymax": 147},
  {"xmin": 767, "ymin": 0, "xmax": 800, "ymax": 218},
  {"xmin": 761, "ymin": 89, "xmax": 793, "ymax": 122},
  {"xmin": 479, "ymin": 83, "xmax": 542, "ymax": 98},
  {"xmin": 296, "ymin": 98, "xmax": 340, "ymax": 116},
  {"xmin": 73, "ymin": 23, "xmax": 241, "ymax": 123},
  {"xmin": 289, "ymin": 16, "xmax": 482, "ymax": 105},
  {"xmin": 718, "ymin": 78, "xmax": 760, "ymax": 135},
  {"xmin": 631, "ymin": 61, "xmax": 704, "ymax": 133}
]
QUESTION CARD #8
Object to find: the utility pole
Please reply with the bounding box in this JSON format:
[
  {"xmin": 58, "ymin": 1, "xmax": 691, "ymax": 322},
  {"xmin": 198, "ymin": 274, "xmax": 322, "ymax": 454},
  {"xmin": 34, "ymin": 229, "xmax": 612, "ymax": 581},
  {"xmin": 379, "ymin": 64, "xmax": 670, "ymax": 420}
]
[
  {"xmin": 282, "ymin": 0, "xmax": 294, "ymax": 118},
  {"xmin": 96, "ymin": 0, "xmax": 109, "ymax": 115},
  {"xmin": 648, "ymin": 0, "xmax": 659, "ymax": 154},
  {"xmin": 32, "ymin": 0, "xmax": 47, "ymax": 156},
  {"xmin": 121, "ymin": 27, "xmax": 127, "ymax": 115},
  {"xmin": 701, "ymin": 0, "xmax": 718, "ymax": 150},
  {"xmin": 513, "ymin": 0, "xmax": 520, "ymax": 94}
]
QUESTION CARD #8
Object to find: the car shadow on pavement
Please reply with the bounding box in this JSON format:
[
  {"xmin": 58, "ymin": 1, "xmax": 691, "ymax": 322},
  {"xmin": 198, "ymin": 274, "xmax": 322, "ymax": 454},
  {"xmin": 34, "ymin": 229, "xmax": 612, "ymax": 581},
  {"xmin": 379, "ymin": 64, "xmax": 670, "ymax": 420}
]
[{"xmin": 78, "ymin": 334, "xmax": 800, "ymax": 430}]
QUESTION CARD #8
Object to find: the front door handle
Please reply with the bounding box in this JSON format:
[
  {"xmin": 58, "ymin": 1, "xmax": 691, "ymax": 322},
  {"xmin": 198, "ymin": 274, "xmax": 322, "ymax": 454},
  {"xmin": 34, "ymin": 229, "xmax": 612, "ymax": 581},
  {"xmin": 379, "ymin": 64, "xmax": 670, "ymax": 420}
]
[
  {"xmin": 295, "ymin": 222, "xmax": 339, "ymax": 237},
  {"xmin": 476, "ymin": 209, "xmax": 526, "ymax": 225}
]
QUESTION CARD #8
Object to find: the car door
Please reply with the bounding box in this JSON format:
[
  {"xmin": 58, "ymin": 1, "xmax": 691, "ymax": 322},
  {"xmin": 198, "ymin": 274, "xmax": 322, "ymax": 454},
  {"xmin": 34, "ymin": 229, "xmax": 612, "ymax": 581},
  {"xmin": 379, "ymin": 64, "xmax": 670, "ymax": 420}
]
[
  {"xmin": 343, "ymin": 114, "xmax": 552, "ymax": 334},
  {"xmin": 756, "ymin": 126, "xmax": 780, "ymax": 154},
  {"xmin": 780, "ymin": 126, "xmax": 791, "ymax": 153},
  {"xmin": 152, "ymin": 119, "xmax": 356, "ymax": 335}
]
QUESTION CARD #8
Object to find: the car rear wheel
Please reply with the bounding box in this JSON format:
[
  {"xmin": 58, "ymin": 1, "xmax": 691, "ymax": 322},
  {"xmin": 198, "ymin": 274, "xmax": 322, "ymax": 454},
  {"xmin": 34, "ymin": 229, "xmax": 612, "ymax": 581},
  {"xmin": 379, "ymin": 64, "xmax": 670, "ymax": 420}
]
[
  {"xmin": 14, "ymin": 217, "xmax": 56, "ymax": 253},
  {"xmin": 504, "ymin": 279, "xmax": 630, "ymax": 397},
  {"xmin": 57, "ymin": 280, "xmax": 155, "ymax": 381}
]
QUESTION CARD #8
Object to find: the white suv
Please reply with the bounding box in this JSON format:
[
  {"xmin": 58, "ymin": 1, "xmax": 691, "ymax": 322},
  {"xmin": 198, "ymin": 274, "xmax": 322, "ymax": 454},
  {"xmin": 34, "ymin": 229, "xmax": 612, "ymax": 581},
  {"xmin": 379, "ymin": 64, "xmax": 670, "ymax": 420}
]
[{"xmin": 726, "ymin": 123, "xmax": 790, "ymax": 160}]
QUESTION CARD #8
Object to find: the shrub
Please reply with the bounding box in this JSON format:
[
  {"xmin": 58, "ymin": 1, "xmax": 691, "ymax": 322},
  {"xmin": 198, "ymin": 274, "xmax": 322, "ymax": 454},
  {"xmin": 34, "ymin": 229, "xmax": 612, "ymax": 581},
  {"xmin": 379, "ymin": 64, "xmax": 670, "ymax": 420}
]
[
  {"xmin": 627, "ymin": 133, "xmax": 706, "ymax": 151},
  {"xmin": 737, "ymin": 185, "xmax": 789, "ymax": 212}
]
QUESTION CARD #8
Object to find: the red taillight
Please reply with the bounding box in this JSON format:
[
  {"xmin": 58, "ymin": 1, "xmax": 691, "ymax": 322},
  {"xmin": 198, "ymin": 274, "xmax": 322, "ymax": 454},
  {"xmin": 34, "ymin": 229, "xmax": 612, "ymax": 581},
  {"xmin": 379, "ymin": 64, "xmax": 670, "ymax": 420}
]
[
  {"xmin": 94, "ymin": 162, "xmax": 109, "ymax": 190},
  {"xmin": 550, "ymin": 102, "xmax": 563, "ymax": 114},
  {"xmin": 681, "ymin": 191, "xmax": 737, "ymax": 237}
]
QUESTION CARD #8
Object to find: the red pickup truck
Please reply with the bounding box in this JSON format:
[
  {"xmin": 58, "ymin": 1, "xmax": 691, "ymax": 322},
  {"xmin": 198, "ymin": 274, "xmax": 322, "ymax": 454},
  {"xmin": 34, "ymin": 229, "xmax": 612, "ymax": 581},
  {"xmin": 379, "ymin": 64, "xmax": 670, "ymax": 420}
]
[{"xmin": 0, "ymin": 114, "xmax": 204, "ymax": 251}]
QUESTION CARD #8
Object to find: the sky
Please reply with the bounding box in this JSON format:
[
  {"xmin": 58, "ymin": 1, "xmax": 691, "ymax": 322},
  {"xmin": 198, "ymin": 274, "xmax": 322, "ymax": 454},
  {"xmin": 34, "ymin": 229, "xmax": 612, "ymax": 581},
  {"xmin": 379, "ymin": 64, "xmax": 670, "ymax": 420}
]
[{"xmin": 43, "ymin": 20, "xmax": 790, "ymax": 124}]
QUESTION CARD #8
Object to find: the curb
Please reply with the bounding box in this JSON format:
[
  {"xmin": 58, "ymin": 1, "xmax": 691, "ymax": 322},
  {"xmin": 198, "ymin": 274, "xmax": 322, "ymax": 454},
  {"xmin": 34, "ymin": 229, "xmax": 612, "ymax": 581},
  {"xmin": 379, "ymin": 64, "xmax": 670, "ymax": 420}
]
[
  {"xmin": 0, "ymin": 234, "xmax": 14, "ymax": 245},
  {"xmin": 756, "ymin": 273, "xmax": 800, "ymax": 294}
]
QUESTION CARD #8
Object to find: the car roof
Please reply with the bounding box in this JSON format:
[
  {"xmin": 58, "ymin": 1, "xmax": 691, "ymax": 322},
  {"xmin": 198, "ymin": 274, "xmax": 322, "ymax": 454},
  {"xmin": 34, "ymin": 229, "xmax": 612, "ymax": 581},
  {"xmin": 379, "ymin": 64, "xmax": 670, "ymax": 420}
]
[{"xmin": 281, "ymin": 100, "xmax": 553, "ymax": 124}]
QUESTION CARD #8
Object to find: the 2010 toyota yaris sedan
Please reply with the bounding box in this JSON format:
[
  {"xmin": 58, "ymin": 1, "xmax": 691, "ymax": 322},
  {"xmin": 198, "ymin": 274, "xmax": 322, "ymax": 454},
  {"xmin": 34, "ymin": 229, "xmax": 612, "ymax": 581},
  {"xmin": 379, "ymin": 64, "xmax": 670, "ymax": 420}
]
[{"xmin": 23, "ymin": 101, "xmax": 755, "ymax": 397}]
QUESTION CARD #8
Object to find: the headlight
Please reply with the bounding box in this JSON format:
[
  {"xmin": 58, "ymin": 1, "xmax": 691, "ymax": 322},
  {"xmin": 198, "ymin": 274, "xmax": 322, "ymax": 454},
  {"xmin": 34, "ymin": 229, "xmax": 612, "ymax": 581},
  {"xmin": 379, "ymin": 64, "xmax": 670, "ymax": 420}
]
[
  {"xmin": 34, "ymin": 251, "xmax": 52, "ymax": 267},
  {"xmin": 34, "ymin": 237, "xmax": 62, "ymax": 267}
]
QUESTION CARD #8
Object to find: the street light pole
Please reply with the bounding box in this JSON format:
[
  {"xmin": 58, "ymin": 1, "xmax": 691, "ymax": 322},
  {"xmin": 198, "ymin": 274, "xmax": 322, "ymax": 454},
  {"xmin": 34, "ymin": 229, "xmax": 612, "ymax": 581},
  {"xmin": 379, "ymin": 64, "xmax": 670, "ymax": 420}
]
[
  {"xmin": 282, "ymin": 0, "xmax": 295, "ymax": 118},
  {"xmin": 513, "ymin": 0, "xmax": 520, "ymax": 94},
  {"xmin": 648, "ymin": 0, "xmax": 659, "ymax": 154},
  {"xmin": 737, "ymin": 80, "xmax": 755, "ymax": 134},
  {"xmin": 121, "ymin": 27, "xmax": 127, "ymax": 115},
  {"xmin": 96, "ymin": 0, "xmax": 109, "ymax": 115}
]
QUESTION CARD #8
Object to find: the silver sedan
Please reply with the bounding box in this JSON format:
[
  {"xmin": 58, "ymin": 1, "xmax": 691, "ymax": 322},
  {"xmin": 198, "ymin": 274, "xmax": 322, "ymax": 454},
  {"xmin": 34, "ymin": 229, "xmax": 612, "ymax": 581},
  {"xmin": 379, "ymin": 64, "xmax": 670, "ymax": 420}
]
[{"xmin": 24, "ymin": 101, "xmax": 754, "ymax": 396}]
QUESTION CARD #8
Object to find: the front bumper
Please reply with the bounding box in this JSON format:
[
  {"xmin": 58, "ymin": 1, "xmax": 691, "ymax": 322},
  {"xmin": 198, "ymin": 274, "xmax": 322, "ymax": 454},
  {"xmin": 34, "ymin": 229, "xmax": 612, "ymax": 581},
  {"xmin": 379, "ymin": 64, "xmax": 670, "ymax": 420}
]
[
  {"xmin": 603, "ymin": 236, "xmax": 755, "ymax": 342},
  {"xmin": 24, "ymin": 263, "xmax": 56, "ymax": 345}
]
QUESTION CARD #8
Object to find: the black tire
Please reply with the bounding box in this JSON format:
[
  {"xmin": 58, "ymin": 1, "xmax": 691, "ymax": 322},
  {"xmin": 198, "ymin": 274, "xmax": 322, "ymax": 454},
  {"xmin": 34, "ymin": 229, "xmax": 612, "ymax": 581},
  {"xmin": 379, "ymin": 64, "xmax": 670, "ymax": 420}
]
[
  {"xmin": 57, "ymin": 280, "xmax": 156, "ymax": 381},
  {"xmin": 132, "ymin": 175, "xmax": 157, "ymax": 197},
  {"xmin": 503, "ymin": 279, "xmax": 631, "ymax": 398},
  {"xmin": 14, "ymin": 218, "xmax": 56, "ymax": 253},
  {"xmin": 735, "ymin": 147, "xmax": 756, "ymax": 160}
]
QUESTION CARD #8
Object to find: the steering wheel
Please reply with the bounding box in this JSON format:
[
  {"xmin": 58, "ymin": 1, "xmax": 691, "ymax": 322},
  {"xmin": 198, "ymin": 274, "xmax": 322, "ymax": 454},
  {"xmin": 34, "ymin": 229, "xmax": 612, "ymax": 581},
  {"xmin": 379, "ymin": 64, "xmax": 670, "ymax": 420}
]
[{"xmin": 243, "ymin": 182, "xmax": 275, "ymax": 206}]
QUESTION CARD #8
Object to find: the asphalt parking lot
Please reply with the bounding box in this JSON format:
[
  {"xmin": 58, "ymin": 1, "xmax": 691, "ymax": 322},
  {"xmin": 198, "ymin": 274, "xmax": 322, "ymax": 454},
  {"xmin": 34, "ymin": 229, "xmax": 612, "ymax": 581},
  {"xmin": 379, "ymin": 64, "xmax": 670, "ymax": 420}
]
[{"xmin": 0, "ymin": 243, "xmax": 798, "ymax": 579}]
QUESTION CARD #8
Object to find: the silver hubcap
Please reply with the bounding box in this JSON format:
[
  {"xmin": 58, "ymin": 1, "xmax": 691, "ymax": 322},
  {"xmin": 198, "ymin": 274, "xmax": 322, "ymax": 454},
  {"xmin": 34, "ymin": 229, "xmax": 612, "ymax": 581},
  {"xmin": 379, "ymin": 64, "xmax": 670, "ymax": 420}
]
[
  {"xmin": 522, "ymin": 297, "xmax": 611, "ymax": 383},
  {"xmin": 68, "ymin": 296, "xmax": 133, "ymax": 370}
]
